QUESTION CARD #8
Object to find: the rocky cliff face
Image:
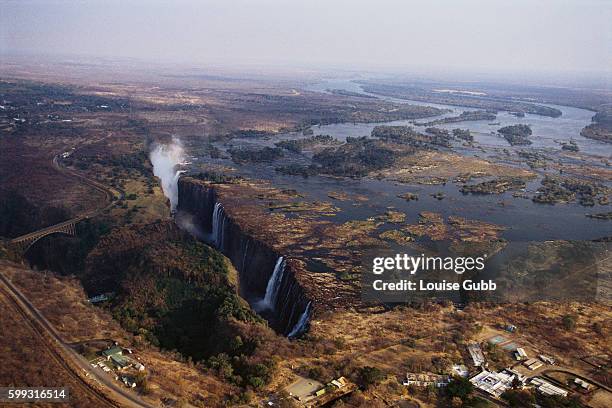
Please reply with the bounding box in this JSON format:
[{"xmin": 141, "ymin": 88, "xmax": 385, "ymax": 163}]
[{"xmin": 177, "ymin": 177, "xmax": 311, "ymax": 336}]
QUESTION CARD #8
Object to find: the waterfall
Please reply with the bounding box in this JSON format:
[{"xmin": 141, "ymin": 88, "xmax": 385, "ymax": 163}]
[
  {"xmin": 180, "ymin": 180, "xmax": 314, "ymax": 338},
  {"xmin": 150, "ymin": 138, "xmax": 185, "ymax": 212},
  {"xmin": 242, "ymin": 240, "xmax": 250, "ymax": 272},
  {"xmin": 288, "ymin": 301, "xmax": 312, "ymax": 338},
  {"xmin": 257, "ymin": 257, "xmax": 286, "ymax": 311},
  {"xmin": 220, "ymin": 211, "xmax": 226, "ymax": 251},
  {"xmin": 211, "ymin": 202, "xmax": 225, "ymax": 250},
  {"xmin": 211, "ymin": 202, "xmax": 220, "ymax": 244},
  {"xmin": 172, "ymin": 171, "xmax": 187, "ymax": 190}
]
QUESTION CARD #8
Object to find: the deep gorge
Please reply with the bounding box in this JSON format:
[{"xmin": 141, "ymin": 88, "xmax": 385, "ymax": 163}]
[{"xmin": 177, "ymin": 177, "xmax": 312, "ymax": 337}]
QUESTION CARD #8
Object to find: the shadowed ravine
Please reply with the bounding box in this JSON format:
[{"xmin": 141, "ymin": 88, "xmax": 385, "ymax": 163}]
[{"xmin": 176, "ymin": 177, "xmax": 312, "ymax": 337}]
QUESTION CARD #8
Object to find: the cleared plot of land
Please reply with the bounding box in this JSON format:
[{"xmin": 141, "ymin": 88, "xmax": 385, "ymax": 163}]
[
  {"xmin": 588, "ymin": 389, "xmax": 612, "ymax": 408},
  {"xmin": 285, "ymin": 376, "xmax": 324, "ymax": 402}
]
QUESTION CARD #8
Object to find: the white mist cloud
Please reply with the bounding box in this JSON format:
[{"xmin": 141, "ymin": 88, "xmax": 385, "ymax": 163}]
[
  {"xmin": 150, "ymin": 137, "xmax": 185, "ymax": 212},
  {"xmin": 174, "ymin": 210, "xmax": 205, "ymax": 239}
]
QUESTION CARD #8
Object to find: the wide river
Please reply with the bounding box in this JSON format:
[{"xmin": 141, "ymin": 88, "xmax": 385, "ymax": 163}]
[
  {"xmin": 305, "ymin": 79, "xmax": 611, "ymax": 156},
  {"xmin": 190, "ymin": 79, "xmax": 611, "ymax": 243}
]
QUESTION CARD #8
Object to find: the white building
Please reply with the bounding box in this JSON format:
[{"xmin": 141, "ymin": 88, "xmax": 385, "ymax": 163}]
[
  {"xmin": 470, "ymin": 370, "xmax": 516, "ymax": 397},
  {"xmin": 523, "ymin": 358, "xmax": 543, "ymax": 371},
  {"xmin": 530, "ymin": 377, "xmax": 568, "ymax": 397},
  {"xmin": 468, "ymin": 343, "xmax": 485, "ymax": 367},
  {"xmin": 403, "ymin": 373, "xmax": 450, "ymax": 388},
  {"xmin": 539, "ymin": 355, "xmax": 555, "ymax": 365},
  {"xmin": 330, "ymin": 377, "xmax": 348, "ymax": 389},
  {"xmin": 574, "ymin": 378, "xmax": 591, "ymax": 390},
  {"xmin": 515, "ymin": 347, "xmax": 528, "ymax": 360},
  {"xmin": 452, "ymin": 365, "xmax": 469, "ymax": 378}
]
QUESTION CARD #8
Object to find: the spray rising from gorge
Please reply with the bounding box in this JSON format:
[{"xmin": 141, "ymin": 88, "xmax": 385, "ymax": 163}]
[
  {"xmin": 150, "ymin": 138, "xmax": 186, "ymax": 212},
  {"xmin": 149, "ymin": 141, "xmax": 313, "ymax": 337}
]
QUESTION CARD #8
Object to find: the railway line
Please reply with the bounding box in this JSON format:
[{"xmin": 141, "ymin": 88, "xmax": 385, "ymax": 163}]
[
  {"xmin": 0, "ymin": 143, "xmax": 156, "ymax": 407},
  {"xmin": 0, "ymin": 268, "xmax": 154, "ymax": 408},
  {"xmin": 7, "ymin": 153, "xmax": 124, "ymax": 253},
  {"xmin": 0, "ymin": 273, "xmax": 119, "ymax": 407}
]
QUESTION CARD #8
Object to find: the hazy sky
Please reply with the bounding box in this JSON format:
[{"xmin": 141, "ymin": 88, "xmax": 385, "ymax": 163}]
[{"xmin": 1, "ymin": 0, "xmax": 610, "ymax": 75}]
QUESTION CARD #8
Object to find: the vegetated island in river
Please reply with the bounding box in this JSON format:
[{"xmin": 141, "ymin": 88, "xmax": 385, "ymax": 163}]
[
  {"xmin": 326, "ymin": 88, "xmax": 378, "ymax": 99},
  {"xmin": 452, "ymin": 128, "xmax": 473, "ymax": 142},
  {"xmin": 532, "ymin": 175, "xmax": 609, "ymax": 206},
  {"xmin": 357, "ymin": 81, "xmax": 563, "ymax": 117},
  {"xmin": 580, "ymin": 108, "xmax": 612, "ymax": 144},
  {"xmin": 460, "ymin": 177, "xmax": 528, "ymax": 195},
  {"xmin": 498, "ymin": 124, "xmax": 532, "ymax": 146},
  {"xmin": 415, "ymin": 110, "xmax": 496, "ymax": 126},
  {"xmin": 275, "ymin": 134, "xmax": 341, "ymax": 153}
]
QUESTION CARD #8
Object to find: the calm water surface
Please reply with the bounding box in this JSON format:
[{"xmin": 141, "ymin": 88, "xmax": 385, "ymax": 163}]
[{"xmin": 184, "ymin": 79, "xmax": 611, "ymax": 243}]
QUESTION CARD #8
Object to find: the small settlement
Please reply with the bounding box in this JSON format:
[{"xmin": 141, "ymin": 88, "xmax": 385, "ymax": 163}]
[
  {"xmin": 272, "ymin": 319, "xmax": 606, "ymax": 407},
  {"xmin": 90, "ymin": 343, "xmax": 146, "ymax": 389},
  {"xmin": 397, "ymin": 322, "xmax": 605, "ymax": 406}
]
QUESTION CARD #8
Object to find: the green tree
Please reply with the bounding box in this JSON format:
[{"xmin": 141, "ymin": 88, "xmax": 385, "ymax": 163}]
[
  {"xmin": 446, "ymin": 376, "xmax": 474, "ymax": 401},
  {"xmin": 358, "ymin": 366, "xmax": 385, "ymax": 389},
  {"xmin": 502, "ymin": 389, "xmax": 535, "ymax": 407},
  {"xmin": 511, "ymin": 377, "xmax": 523, "ymax": 389},
  {"xmin": 134, "ymin": 371, "xmax": 150, "ymax": 394},
  {"xmin": 562, "ymin": 314, "xmax": 577, "ymax": 331}
]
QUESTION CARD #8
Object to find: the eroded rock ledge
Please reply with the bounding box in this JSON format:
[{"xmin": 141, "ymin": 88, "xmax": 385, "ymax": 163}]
[{"xmin": 177, "ymin": 176, "xmax": 314, "ymax": 336}]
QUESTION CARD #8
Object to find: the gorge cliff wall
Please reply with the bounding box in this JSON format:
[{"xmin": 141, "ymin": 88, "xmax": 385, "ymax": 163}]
[{"xmin": 177, "ymin": 177, "xmax": 312, "ymax": 336}]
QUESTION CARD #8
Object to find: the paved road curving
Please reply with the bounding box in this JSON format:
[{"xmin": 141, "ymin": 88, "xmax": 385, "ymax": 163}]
[
  {"xmin": 1, "ymin": 150, "xmax": 154, "ymax": 407},
  {"xmin": 541, "ymin": 367, "xmax": 612, "ymax": 393},
  {"xmin": 8, "ymin": 154, "xmax": 124, "ymax": 246}
]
